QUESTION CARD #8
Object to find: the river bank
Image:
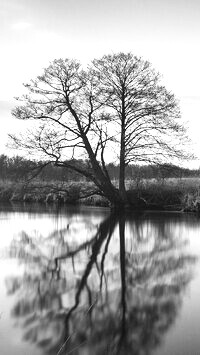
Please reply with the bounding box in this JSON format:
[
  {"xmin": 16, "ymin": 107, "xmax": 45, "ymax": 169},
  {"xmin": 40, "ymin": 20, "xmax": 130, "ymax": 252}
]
[{"xmin": 0, "ymin": 178, "xmax": 200, "ymax": 212}]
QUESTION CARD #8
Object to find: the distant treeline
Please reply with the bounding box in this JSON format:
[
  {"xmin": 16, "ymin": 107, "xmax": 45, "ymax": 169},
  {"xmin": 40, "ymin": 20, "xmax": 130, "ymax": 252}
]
[{"xmin": 0, "ymin": 154, "xmax": 199, "ymax": 182}]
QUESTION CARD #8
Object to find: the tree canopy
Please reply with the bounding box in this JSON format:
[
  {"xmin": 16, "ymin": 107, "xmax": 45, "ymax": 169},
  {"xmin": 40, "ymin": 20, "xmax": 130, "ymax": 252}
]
[{"xmin": 10, "ymin": 52, "xmax": 190, "ymax": 207}]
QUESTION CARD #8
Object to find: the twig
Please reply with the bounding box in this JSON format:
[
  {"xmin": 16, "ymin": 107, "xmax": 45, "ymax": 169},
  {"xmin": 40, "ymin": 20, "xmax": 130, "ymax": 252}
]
[{"xmin": 65, "ymin": 340, "xmax": 87, "ymax": 355}]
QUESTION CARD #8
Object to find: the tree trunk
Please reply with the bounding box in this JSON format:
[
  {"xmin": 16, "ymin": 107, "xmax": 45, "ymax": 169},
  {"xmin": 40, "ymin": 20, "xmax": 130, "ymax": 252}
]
[
  {"xmin": 119, "ymin": 138, "xmax": 126, "ymax": 201},
  {"xmin": 67, "ymin": 101, "xmax": 124, "ymax": 206},
  {"xmin": 119, "ymin": 90, "xmax": 128, "ymax": 204}
]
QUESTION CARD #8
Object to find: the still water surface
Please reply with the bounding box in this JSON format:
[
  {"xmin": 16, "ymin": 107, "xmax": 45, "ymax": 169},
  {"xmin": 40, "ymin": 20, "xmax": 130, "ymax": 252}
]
[{"xmin": 0, "ymin": 203, "xmax": 200, "ymax": 355}]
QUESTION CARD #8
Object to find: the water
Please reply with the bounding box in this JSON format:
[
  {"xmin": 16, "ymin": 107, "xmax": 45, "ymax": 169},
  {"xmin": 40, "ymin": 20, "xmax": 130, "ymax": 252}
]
[{"xmin": 0, "ymin": 203, "xmax": 200, "ymax": 355}]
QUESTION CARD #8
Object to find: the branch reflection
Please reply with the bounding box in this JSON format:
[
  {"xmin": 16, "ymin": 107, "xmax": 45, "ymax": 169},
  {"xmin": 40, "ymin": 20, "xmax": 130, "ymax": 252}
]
[{"xmin": 6, "ymin": 212, "xmax": 197, "ymax": 355}]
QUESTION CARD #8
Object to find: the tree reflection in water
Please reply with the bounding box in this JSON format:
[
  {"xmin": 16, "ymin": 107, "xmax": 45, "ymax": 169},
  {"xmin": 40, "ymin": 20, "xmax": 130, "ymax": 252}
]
[{"xmin": 6, "ymin": 212, "xmax": 197, "ymax": 355}]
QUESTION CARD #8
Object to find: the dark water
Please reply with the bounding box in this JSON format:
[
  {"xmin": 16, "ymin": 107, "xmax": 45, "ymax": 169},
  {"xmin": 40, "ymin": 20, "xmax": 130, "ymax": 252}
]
[{"xmin": 0, "ymin": 203, "xmax": 200, "ymax": 355}]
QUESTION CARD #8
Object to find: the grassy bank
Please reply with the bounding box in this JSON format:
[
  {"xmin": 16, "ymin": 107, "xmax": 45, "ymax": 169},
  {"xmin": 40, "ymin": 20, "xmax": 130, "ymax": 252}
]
[
  {"xmin": 0, "ymin": 180, "xmax": 110, "ymax": 206},
  {"xmin": 0, "ymin": 178, "xmax": 200, "ymax": 211},
  {"xmin": 126, "ymin": 177, "xmax": 200, "ymax": 211}
]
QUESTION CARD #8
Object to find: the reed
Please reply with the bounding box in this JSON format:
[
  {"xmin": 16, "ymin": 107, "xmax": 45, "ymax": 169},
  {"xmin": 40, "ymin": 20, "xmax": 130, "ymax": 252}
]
[{"xmin": 0, "ymin": 177, "xmax": 200, "ymax": 211}]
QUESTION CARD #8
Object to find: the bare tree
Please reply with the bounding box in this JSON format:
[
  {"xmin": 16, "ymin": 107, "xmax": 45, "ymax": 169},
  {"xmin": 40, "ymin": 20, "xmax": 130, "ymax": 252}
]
[
  {"xmin": 90, "ymin": 53, "xmax": 189, "ymax": 199},
  {"xmin": 10, "ymin": 53, "xmax": 190, "ymax": 207}
]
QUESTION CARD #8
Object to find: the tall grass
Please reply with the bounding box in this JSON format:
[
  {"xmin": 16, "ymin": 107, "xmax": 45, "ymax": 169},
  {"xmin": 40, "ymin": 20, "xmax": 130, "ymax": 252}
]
[
  {"xmin": 127, "ymin": 177, "xmax": 200, "ymax": 211},
  {"xmin": 1, "ymin": 177, "xmax": 200, "ymax": 211}
]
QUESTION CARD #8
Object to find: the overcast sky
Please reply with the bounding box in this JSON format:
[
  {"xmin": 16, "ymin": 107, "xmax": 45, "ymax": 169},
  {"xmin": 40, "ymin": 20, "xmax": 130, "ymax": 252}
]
[{"xmin": 1, "ymin": 0, "xmax": 200, "ymax": 166}]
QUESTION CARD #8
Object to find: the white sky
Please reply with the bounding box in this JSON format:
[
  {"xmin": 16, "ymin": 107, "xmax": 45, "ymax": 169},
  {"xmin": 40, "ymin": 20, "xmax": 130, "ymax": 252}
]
[{"xmin": 0, "ymin": 0, "xmax": 200, "ymax": 167}]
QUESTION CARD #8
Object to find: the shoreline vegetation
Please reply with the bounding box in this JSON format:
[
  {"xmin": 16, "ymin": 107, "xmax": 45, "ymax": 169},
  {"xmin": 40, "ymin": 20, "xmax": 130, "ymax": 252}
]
[
  {"xmin": 1, "ymin": 155, "xmax": 200, "ymax": 212},
  {"xmin": 1, "ymin": 177, "xmax": 200, "ymax": 213}
]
